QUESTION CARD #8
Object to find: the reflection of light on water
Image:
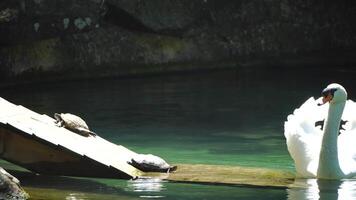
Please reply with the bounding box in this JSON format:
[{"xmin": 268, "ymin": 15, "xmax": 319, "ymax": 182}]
[
  {"xmin": 338, "ymin": 180, "xmax": 356, "ymax": 200},
  {"xmin": 287, "ymin": 179, "xmax": 319, "ymax": 200},
  {"xmin": 65, "ymin": 193, "xmax": 86, "ymax": 200},
  {"xmin": 126, "ymin": 178, "xmax": 166, "ymax": 198},
  {"xmin": 139, "ymin": 195, "xmax": 165, "ymax": 199},
  {"xmin": 287, "ymin": 179, "xmax": 356, "ymax": 200}
]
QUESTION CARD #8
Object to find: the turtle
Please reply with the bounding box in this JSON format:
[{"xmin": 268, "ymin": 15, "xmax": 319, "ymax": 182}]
[
  {"xmin": 54, "ymin": 113, "xmax": 97, "ymax": 137},
  {"xmin": 128, "ymin": 153, "xmax": 177, "ymax": 173}
]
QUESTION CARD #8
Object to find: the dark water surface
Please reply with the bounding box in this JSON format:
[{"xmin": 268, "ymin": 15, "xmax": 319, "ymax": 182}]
[{"xmin": 2, "ymin": 67, "xmax": 356, "ymax": 199}]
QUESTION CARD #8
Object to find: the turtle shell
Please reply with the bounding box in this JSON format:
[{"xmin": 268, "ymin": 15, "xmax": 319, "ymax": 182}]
[
  {"xmin": 129, "ymin": 154, "xmax": 177, "ymax": 172},
  {"xmin": 58, "ymin": 113, "xmax": 90, "ymax": 131},
  {"xmin": 59, "ymin": 113, "xmax": 91, "ymax": 136}
]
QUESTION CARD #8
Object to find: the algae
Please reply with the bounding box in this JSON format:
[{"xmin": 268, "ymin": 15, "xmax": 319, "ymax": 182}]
[
  {"xmin": 143, "ymin": 164, "xmax": 295, "ymax": 188},
  {"xmin": 4, "ymin": 38, "xmax": 62, "ymax": 75},
  {"xmin": 133, "ymin": 34, "xmax": 188, "ymax": 63},
  {"xmin": 24, "ymin": 187, "xmax": 138, "ymax": 200}
]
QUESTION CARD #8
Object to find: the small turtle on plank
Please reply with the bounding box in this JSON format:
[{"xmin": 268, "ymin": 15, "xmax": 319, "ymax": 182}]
[
  {"xmin": 54, "ymin": 113, "xmax": 96, "ymax": 137},
  {"xmin": 128, "ymin": 154, "xmax": 177, "ymax": 173}
]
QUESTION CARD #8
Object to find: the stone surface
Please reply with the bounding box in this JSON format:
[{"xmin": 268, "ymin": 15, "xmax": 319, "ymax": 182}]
[
  {"xmin": 1, "ymin": 0, "xmax": 356, "ymax": 84},
  {"xmin": 0, "ymin": 167, "xmax": 29, "ymax": 200},
  {"xmin": 0, "ymin": 0, "xmax": 104, "ymax": 44}
]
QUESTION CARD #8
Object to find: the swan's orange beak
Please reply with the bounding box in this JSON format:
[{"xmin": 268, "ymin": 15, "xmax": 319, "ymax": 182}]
[
  {"xmin": 321, "ymin": 93, "xmax": 333, "ymax": 104},
  {"xmin": 318, "ymin": 87, "xmax": 337, "ymax": 106}
]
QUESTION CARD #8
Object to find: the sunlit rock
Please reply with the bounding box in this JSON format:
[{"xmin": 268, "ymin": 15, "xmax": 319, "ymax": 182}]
[{"xmin": 0, "ymin": 167, "xmax": 29, "ymax": 200}]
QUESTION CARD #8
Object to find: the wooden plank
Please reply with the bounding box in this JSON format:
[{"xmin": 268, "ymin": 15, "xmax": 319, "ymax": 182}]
[{"xmin": 0, "ymin": 97, "xmax": 142, "ymax": 179}]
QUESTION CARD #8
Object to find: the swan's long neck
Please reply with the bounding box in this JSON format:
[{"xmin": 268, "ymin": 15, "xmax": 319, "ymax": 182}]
[{"xmin": 317, "ymin": 101, "xmax": 345, "ymax": 179}]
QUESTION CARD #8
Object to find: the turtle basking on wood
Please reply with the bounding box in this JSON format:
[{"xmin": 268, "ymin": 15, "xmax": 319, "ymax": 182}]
[
  {"xmin": 128, "ymin": 154, "xmax": 177, "ymax": 173},
  {"xmin": 54, "ymin": 113, "xmax": 97, "ymax": 137}
]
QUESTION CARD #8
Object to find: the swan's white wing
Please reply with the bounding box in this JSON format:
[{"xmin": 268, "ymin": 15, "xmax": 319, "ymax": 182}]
[
  {"xmin": 338, "ymin": 100, "xmax": 356, "ymax": 177},
  {"xmin": 284, "ymin": 97, "xmax": 327, "ymax": 178}
]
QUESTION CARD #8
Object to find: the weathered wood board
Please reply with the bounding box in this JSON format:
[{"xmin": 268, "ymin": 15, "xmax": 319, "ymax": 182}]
[{"xmin": 0, "ymin": 97, "xmax": 142, "ymax": 179}]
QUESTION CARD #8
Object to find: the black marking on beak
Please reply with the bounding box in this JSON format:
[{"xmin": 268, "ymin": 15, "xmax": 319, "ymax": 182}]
[
  {"xmin": 321, "ymin": 88, "xmax": 337, "ymax": 97},
  {"xmin": 317, "ymin": 88, "xmax": 337, "ymax": 106}
]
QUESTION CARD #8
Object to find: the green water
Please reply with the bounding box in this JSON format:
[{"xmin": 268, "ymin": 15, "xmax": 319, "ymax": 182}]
[{"xmin": 2, "ymin": 67, "xmax": 356, "ymax": 199}]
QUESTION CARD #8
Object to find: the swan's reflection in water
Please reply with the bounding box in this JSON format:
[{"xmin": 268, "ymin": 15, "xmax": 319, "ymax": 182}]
[
  {"xmin": 126, "ymin": 178, "xmax": 166, "ymax": 198},
  {"xmin": 288, "ymin": 179, "xmax": 356, "ymax": 200}
]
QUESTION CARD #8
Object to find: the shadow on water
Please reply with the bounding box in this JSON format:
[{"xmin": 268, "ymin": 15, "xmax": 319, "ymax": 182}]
[
  {"xmin": 9, "ymin": 170, "xmax": 126, "ymax": 194},
  {"xmin": 12, "ymin": 168, "xmax": 356, "ymax": 200},
  {"xmin": 8, "ymin": 170, "xmax": 139, "ymax": 200},
  {"xmin": 10, "ymin": 170, "xmax": 171, "ymax": 199},
  {"xmin": 10, "ymin": 169, "xmax": 289, "ymax": 200}
]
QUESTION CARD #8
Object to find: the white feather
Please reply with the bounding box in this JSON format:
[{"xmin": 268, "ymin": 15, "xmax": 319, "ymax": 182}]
[{"xmin": 284, "ymin": 97, "xmax": 356, "ymax": 178}]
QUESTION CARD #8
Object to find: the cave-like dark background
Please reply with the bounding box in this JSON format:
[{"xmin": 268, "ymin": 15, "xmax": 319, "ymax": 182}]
[{"xmin": 0, "ymin": 0, "xmax": 356, "ymax": 85}]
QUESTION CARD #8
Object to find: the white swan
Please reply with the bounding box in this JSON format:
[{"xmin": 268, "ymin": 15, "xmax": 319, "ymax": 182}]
[{"xmin": 285, "ymin": 83, "xmax": 356, "ymax": 179}]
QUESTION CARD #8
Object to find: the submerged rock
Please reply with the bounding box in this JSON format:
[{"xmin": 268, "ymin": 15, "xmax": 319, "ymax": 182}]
[
  {"xmin": 0, "ymin": 167, "xmax": 29, "ymax": 200},
  {"xmin": 166, "ymin": 164, "xmax": 294, "ymax": 188}
]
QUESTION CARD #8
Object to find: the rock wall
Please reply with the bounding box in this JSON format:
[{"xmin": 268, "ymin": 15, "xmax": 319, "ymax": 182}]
[{"xmin": 0, "ymin": 0, "xmax": 356, "ymax": 83}]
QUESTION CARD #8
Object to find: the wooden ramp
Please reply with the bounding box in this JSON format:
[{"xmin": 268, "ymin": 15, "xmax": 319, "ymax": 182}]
[{"xmin": 0, "ymin": 97, "xmax": 142, "ymax": 179}]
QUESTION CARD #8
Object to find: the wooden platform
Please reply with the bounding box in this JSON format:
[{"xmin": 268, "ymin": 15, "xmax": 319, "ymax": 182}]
[
  {"xmin": 0, "ymin": 97, "xmax": 142, "ymax": 179},
  {"xmin": 145, "ymin": 164, "xmax": 294, "ymax": 188}
]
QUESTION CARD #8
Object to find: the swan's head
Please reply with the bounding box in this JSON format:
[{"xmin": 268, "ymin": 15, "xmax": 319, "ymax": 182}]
[{"xmin": 320, "ymin": 83, "xmax": 347, "ymax": 105}]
